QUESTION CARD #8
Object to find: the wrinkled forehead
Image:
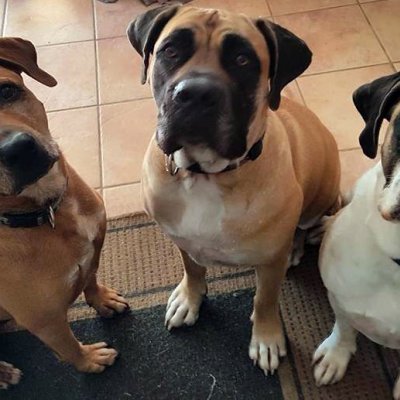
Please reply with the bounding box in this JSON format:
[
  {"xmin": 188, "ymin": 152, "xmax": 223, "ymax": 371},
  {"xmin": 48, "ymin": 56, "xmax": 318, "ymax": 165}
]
[
  {"xmin": 155, "ymin": 7, "xmax": 269, "ymax": 64},
  {"xmin": 0, "ymin": 66, "xmax": 23, "ymax": 85}
]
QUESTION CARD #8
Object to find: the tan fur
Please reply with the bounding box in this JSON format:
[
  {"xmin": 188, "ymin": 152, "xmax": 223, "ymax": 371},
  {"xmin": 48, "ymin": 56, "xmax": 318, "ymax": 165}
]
[
  {"xmin": 142, "ymin": 7, "xmax": 341, "ymax": 373},
  {"xmin": 0, "ymin": 54, "xmax": 128, "ymax": 381}
]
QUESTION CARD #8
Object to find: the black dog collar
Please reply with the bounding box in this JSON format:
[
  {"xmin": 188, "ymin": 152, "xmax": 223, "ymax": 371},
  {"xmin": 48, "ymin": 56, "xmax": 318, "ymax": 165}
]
[
  {"xmin": 166, "ymin": 137, "xmax": 264, "ymax": 176},
  {"xmin": 0, "ymin": 190, "xmax": 65, "ymax": 229}
]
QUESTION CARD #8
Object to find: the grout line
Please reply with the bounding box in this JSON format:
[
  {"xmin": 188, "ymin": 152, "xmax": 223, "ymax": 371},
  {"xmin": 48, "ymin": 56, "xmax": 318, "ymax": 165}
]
[
  {"xmin": 293, "ymin": 79, "xmax": 307, "ymax": 107},
  {"xmin": 301, "ymin": 62, "xmax": 392, "ymax": 78},
  {"xmin": 264, "ymin": 0, "xmax": 274, "ymax": 21},
  {"xmin": 91, "ymin": 0, "xmax": 104, "ymax": 191},
  {"xmin": 36, "ymin": 35, "xmax": 127, "ymax": 49},
  {"xmin": 271, "ymin": 2, "xmax": 361, "ymax": 19},
  {"xmin": 46, "ymin": 96, "xmax": 153, "ymax": 115},
  {"xmin": 357, "ymin": 1, "xmax": 396, "ymax": 71},
  {"xmin": 339, "ymin": 147, "xmax": 363, "ymax": 152},
  {"xmin": 1, "ymin": 0, "xmax": 7, "ymax": 37},
  {"xmin": 102, "ymin": 181, "xmax": 141, "ymax": 191}
]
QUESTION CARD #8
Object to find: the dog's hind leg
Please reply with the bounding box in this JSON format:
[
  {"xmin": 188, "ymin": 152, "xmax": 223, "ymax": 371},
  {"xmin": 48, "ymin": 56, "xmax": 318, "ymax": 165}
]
[
  {"xmin": 289, "ymin": 228, "xmax": 307, "ymax": 267},
  {"xmin": 83, "ymin": 251, "xmax": 129, "ymax": 318},
  {"xmin": 0, "ymin": 361, "xmax": 21, "ymax": 389},
  {"xmin": 83, "ymin": 220, "xmax": 129, "ymax": 318}
]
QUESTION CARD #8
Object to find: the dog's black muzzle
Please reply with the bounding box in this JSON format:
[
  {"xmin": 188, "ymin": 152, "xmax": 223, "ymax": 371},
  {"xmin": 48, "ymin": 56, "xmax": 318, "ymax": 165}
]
[{"xmin": 0, "ymin": 131, "xmax": 58, "ymax": 194}]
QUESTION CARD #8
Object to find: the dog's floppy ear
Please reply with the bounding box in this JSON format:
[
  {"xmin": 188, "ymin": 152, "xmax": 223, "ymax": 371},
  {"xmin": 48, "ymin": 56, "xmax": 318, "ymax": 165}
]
[
  {"xmin": 255, "ymin": 20, "xmax": 312, "ymax": 111},
  {"xmin": 0, "ymin": 38, "xmax": 57, "ymax": 87},
  {"xmin": 353, "ymin": 72, "xmax": 400, "ymax": 159},
  {"xmin": 127, "ymin": 5, "xmax": 180, "ymax": 84}
]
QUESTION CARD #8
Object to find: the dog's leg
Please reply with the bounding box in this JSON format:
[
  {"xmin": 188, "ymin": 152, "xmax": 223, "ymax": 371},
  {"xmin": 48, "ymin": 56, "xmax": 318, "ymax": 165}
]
[
  {"xmin": 249, "ymin": 251, "xmax": 288, "ymax": 375},
  {"xmin": 84, "ymin": 230, "xmax": 129, "ymax": 318},
  {"xmin": 165, "ymin": 249, "xmax": 207, "ymax": 330},
  {"xmin": 313, "ymin": 314, "xmax": 357, "ymax": 386},
  {"xmin": 84, "ymin": 273, "xmax": 129, "ymax": 318},
  {"xmin": 289, "ymin": 228, "xmax": 306, "ymax": 267},
  {"xmin": 393, "ymin": 374, "xmax": 400, "ymax": 400},
  {"xmin": 19, "ymin": 313, "xmax": 118, "ymax": 373},
  {"xmin": 0, "ymin": 362, "xmax": 21, "ymax": 389}
]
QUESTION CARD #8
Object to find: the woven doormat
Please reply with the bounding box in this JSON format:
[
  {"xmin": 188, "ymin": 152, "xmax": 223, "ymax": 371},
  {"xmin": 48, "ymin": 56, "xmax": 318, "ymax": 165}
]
[{"xmin": 0, "ymin": 213, "xmax": 398, "ymax": 399}]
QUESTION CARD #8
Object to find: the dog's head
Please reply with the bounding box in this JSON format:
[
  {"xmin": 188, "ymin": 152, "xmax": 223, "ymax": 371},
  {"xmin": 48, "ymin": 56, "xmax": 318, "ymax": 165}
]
[
  {"xmin": 353, "ymin": 71, "xmax": 400, "ymax": 221},
  {"xmin": 0, "ymin": 38, "xmax": 59, "ymax": 196},
  {"xmin": 128, "ymin": 6, "xmax": 312, "ymax": 173}
]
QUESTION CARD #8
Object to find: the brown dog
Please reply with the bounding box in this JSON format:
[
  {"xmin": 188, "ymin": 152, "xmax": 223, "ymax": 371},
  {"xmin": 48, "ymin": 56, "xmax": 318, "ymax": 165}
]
[
  {"xmin": 128, "ymin": 6, "xmax": 341, "ymax": 374},
  {"xmin": 0, "ymin": 38, "xmax": 129, "ymax": 389}
]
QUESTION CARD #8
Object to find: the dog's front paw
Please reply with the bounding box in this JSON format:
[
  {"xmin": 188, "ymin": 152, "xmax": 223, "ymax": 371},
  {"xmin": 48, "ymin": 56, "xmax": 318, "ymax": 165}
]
[
  {"xmin": 313, "ymin": 335, "xmax": 354, "ymax": 386},
  {"xmin": 249, "ymin": 331, "xmax": 287, "ymax": 375},
  {"xmin": 85, "ymin": 285, "xmax": 129, "ymax": 318},
  {"xmin": 0, "ymin": 361, "xmax": 22, "ymax": 389},
  {"xmin": 165, "ymin": 282, "xmax": 205, "ymax": 330},
  {"xmin": 75, "ymin": 342, "xmax": 118, "ymax": 373}
]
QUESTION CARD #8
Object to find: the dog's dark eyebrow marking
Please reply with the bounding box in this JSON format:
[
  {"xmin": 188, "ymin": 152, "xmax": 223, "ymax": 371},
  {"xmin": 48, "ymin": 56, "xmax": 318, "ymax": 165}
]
[{"xmin": 158, "ymin": 28, "xmax": 195, "ymax": 54}]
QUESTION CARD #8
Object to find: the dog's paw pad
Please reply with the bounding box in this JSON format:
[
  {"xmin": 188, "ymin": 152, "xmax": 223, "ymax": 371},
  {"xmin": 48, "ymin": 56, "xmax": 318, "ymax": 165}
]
[{"xmin": 0, "ymin": 361, "xmax": 22, "ymax": 389}]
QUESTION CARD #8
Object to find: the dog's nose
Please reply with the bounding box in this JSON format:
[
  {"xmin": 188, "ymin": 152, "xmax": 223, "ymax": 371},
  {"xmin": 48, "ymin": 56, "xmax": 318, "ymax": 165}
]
[
  {"xmin": 172, "ymin": 77, "xmax": 223, "ymax": 109},
  {"xmin": 0, "ymin": 132, "xmax": 39, "ymax": 166}
]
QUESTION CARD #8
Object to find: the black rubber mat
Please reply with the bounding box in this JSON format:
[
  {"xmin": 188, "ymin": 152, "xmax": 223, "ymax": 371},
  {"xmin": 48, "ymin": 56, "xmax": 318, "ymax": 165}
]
[{"xmin": 0, "ymin": 290, "xmax": 283, "ymax": 400}]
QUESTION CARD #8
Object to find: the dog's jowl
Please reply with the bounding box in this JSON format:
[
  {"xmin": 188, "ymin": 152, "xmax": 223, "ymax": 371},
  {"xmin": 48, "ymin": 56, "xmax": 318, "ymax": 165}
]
[
  {"xmin": 128, "ymin": 6, "xmax": 341, "ymax": 374},
  {"xmin": 0, "ymin": 38, "xmax": 129, "ymax": 389}
]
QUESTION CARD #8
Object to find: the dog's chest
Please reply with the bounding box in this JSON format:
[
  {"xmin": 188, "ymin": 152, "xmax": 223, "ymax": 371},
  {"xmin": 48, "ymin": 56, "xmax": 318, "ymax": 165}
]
[{"xmin": 161, "ymin": 177, "xmax": 227, "ymax": 265}]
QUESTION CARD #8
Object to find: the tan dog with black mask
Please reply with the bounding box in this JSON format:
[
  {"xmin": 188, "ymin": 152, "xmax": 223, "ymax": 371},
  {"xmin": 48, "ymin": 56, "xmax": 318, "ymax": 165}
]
[
  {"xmin": 0, "ymin": 38, "xmax": 129, "ymax": 389},
  {"xmin": 128, "ymin": 6, "xmax": 341, "ymax": 374}
]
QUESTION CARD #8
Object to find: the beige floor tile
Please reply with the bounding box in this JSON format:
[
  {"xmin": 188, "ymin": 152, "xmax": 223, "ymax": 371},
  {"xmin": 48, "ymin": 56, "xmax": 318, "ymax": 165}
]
[
  {"xmin": 24, "ymin": 42, "xmax": 97, "ymax": 112},
  {"xmin": 5, "ymin": 0, "xmax": 94, "ymax": 46},
  {"xmin": 190, "ymin": 0, "xmax": 270, "ymax": 17},
  {"xmin": 275, "ymin": 5, "xmax": 387, "ymax": 75},
  {"xmin": 362, "ymin": 0, "xmax": 400, "ymax": 62},
  {"xmin": 104, "ymin": 183, "xmax": 143, "ymax": 218},
  {"xmin": 94, "ymin": 0, "xmax": 150, "ymax": 40},
  {"xmin": 395, "ymin": 63, "xmax": 400, "ymax": 72},
  {"xmin": 282, "ymin": 81, "xmax": 304, "ymax": 105},
  {"xmin": 298, "ymin": 64, "xmax": 393, "ymax": 150},
  {"xmin": 48, "ymin": 107, "xmax": 100, "ymax": 188},
  {"xmin": 340, "ymin": 149, "xmax": 378, "ymax": 194},
  {"xmin": 267, "ymin": 0, "xmax": 355, "ymax": 16},
  {"xmin": 101, "ymin": 99, "xmax": 157, "ymax": 187},
  {"xmin": 97, "ymin": 37, "xmax": 151, "ymax": 105},
  {"xmin": 0, "ymin": 0, "xmax": 5, "ymax": 35}
]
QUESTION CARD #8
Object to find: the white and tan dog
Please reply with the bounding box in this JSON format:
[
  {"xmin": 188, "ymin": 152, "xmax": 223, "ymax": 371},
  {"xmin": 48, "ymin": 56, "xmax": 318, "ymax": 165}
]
[
  {"xmin": 313, "ymin": 72, "xmax": 400, "ymax": 399},
  {"xmin": 128, "ymin": 6, "xmax": 341, "ymax": 374}
]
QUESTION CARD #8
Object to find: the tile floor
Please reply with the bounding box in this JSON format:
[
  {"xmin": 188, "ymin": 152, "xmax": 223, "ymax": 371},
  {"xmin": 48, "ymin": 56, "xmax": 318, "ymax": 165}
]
[{"xmin": 1, "ymin": 0, "xmax": 398, "ymax": 217}]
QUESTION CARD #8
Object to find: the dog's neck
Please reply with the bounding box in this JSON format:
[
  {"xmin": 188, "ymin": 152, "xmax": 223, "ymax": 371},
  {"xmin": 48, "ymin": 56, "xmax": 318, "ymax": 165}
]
[{"xmin": 0, "ymin": 155, "xmax": 68, "ymax": 213}]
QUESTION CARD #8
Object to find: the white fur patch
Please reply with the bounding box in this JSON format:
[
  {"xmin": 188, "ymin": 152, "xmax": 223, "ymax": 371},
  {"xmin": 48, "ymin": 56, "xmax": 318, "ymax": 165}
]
[
  {"xmin": 164, "ymin": 175, "xmax": 225, "ymax": 266},
  {"xmin": 321, "ymin": 162, "xmax": 400, "ymax": 349}
]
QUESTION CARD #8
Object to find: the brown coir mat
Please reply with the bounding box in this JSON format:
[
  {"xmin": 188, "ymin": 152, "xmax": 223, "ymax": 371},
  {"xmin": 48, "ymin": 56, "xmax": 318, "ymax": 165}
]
[{"xmin": 0, "ymin": 213, "xmax": 399, "ymax": 399}]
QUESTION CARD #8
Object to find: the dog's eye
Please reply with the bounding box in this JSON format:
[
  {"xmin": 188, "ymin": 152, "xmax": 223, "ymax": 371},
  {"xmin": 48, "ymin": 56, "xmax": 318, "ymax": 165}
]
[
  {"xmin": 236, "ymin": 54, "xmax": 250, "ymax": 67},
  {"xmin": 0, "ymin": 84, "xmax": 21, "ymax": 102},
  {"xmin": 164, "ymin": 46, "xmax": 179, "ymax": 59}
]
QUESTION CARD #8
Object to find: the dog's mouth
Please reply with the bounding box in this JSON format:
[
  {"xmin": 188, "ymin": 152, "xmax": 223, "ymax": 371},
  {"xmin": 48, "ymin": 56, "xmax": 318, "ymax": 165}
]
[{"xmin": 171, "ymin": 145, "xmax": 232, "ymax": 174}]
